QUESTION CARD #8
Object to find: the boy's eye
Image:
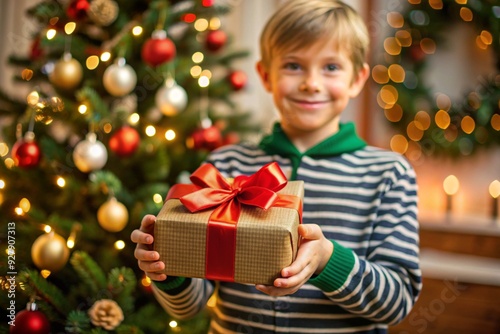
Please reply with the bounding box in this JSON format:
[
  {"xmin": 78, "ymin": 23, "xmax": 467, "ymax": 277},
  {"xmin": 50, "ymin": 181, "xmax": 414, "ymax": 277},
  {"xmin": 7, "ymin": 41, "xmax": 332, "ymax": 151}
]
[
  {"xmin": 325, "ymin": 64, "xmax": 339, "ymax": 71},
  {"xmin": 283, "ymin": 63, "xmax": 301, "ymax": 70}
]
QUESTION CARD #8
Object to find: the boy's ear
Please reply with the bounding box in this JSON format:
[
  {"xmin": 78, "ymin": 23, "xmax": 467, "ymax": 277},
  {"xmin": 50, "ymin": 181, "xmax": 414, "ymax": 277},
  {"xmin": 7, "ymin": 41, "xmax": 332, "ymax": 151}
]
[
  {"xmin": 348, "ymin": 63, "xmax": 370, "ymax": 98},
  {"xmin": 256, "ymin": 61, "xmax": 272, "ymax": 92}
]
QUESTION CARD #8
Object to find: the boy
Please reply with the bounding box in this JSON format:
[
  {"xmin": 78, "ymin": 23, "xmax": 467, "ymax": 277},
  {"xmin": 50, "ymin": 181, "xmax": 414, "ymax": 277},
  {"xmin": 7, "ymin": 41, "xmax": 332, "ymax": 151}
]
[{"xmin": 131, "ymin": 0, "xmax": 421, "ymax": 333}]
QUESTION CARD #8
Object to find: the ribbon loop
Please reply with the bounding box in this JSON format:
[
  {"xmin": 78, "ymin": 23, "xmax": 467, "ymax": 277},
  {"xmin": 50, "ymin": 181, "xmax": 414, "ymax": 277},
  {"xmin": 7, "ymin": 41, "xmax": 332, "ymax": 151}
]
[{"xmin": 179, "ymin": 162, "xmax": 287, "ymax": 214}]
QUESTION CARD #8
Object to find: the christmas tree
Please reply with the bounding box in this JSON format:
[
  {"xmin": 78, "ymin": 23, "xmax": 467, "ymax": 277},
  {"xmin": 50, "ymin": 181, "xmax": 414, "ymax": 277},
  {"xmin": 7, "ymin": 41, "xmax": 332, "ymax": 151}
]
[{"xmin": 0, "ymin": 0, "xmax": 256, "ymax": 332}]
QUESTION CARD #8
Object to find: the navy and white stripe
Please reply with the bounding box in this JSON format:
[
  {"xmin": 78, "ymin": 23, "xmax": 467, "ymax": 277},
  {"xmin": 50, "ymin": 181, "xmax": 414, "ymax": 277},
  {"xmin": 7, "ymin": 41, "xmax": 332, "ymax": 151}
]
[{"xmin": 153, "ymin": 143, "xmax": 421, "ymax": 334}]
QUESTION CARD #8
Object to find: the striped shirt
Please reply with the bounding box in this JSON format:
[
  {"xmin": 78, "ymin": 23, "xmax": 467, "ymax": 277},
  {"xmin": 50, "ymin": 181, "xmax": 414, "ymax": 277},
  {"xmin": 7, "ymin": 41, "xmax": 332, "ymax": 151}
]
[{"xmin": 152, "ymin": 126, "xmax": 421, "ymax": 334}]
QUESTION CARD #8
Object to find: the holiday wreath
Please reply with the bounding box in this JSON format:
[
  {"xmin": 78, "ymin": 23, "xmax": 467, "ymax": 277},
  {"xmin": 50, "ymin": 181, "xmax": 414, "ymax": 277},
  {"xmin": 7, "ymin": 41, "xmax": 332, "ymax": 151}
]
[{"xmin": 373, "ymin": 0, "xmax": 500, "ymax": 158}]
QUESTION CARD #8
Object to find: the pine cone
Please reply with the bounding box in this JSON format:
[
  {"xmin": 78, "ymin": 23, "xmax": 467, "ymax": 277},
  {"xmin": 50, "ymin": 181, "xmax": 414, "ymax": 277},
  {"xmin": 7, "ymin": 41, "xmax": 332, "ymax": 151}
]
[{"xmin": 88, "ymin": 299, "xmax": 124, "ymax": 330}]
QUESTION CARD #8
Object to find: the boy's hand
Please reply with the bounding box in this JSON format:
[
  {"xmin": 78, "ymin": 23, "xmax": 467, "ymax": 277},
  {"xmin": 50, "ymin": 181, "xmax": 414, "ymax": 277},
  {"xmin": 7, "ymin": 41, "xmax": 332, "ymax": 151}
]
[
  {"xmin": 256, "ymin": 224, "xmax": 333, "ymax": 296},
  {"xmin": 130, "ymin": 214, "xmax": 167, "ymax": 281}
]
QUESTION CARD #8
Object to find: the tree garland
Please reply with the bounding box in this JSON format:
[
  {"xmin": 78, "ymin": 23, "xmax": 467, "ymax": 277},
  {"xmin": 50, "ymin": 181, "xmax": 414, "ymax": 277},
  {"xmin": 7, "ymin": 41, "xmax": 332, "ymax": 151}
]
[{"xmin": 373, "ymin": 0, "xmax": 500, "ymax": 158}]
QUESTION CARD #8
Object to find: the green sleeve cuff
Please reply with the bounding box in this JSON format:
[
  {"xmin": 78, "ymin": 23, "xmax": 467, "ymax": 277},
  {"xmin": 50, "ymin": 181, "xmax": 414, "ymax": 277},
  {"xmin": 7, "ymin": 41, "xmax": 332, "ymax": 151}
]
[
  {"xmin": 309, "ymin": 240, "xmax": 355, "ymax": 292},
  {"xmin": 153, "ymin": 276, "xmax": 186, "ymax": 292}
]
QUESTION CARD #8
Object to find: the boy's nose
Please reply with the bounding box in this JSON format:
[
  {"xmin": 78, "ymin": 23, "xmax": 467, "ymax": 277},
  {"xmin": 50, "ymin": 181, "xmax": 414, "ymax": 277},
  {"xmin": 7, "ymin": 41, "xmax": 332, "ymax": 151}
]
[{"xmin": 299, "ymin": 72, "xmax": 321, "ymax": 93}]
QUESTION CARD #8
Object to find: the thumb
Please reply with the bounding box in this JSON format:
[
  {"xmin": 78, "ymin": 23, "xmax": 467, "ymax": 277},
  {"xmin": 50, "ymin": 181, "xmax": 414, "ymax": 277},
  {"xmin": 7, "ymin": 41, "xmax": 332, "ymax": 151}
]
[{"xmin": 298, "ymin": 224, "xmax": 322, "ymax": 241}]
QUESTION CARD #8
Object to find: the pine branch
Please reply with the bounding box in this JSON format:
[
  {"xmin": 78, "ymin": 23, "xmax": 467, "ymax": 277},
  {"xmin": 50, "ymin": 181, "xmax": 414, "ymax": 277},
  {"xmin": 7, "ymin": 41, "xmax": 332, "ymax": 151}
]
[
  {"xmin": 76, "ymin": 87, "xmax": 111, "ymax": 122},
  {"xmin": 65, "ymin": 310, "xmax": 91, "ymax": 334},
  {"xmin": 70, "ymin": 251, "xmax": 107, "ymax": 296},
  {"xmin": 88, "ymin": 170, "xmax": 124, "ymax": 197},
  {"xmin": 18, "ymin": 269, "xmax": 70, "ymax": 318},
  {"xmin": 107, "ymin": 267, "xmax": 136, "ymax": 314},
  {"xmin": 116, "ymin": 325, "xmax": 145, "ymax": 334}
]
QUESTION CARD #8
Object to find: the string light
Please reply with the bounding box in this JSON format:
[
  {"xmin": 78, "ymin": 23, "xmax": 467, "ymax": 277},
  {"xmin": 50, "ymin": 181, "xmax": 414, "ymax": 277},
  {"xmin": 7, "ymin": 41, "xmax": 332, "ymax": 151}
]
[
  {"xmin": 67, "ymin": 223, "xmax": 81, "ymax": 249},
  {"xmin": 0, "ymin": 179, "xmax": 5, "ymax": 189},
  {"xmin": 132, "ymin": 26, "xmax": 143, "ymax": 36},
  {"xmin": 128, "ymin": 113, "xmax": 140, "ymax": 124},
  {"xmin": 190, "ymin": 65, "xmax": 202, "ymax": 77},
  {"xmin": 141, "ymin": 275, "xmax": 151, "ymax": 287},
  {"xmin": 192, "ymin": 52, "xmax": 204, "ymax": 63},
  {"xmin": 114, "ymin": 240, "xmax": 125, "ymax": 250},
  {"xmin": 21, "ymin": 69, "xmax": 34, "ymax": 81},
  {"xmin": 103, "ymin": 123, "xmax": 113, "ymax": 133},
  {"xmin": 101, "ymin": 52, "xmax": 111, "ymax": 62},
  {"xmin": 19, "ymin": 198, "xmax": 31, "ymax": 213},
  {"xmin": 153, "ymin": 194, "xmax": 163, "ymax": 204},
  {"xmin": 443, "ymin": 175, "xmax": 460, "ymax": 196},
  {"xmin": 46, "ymin": 28, "xmax": 56, "ymax": 40},
  {"xmin": 86, "ymin": 55, "xmax": 99, "ymax": 70},
  {"xmin": 78, "ymin": 104, "xmax": 88, "ymax": 114},
  {"xmin": 390, "ymin": 134, "xmax": 408, "ymax": 154},
  {"xmin": 194, "ymin": 18, "xmax": 209, "ymax": 32},
  {"xmin": 145, "ymin": 126, "xmax": 156, "ymax": 137},
  {"xmin": 0, "ymin": 143, "xmax": 9, "ymax": 157},
  {"xmin": 43, "ymin": 225, "xmax": 52, "ymax": 233},
  {"xmin": 198, "ymin": 75, "xmax": 210, "ymax": 88},
  {"xmin": 490, "ymin": 180, "xmax": 500, "ymax": 199},
  {"xmin": 4, "ymin": 158, "xmax": 14, "ymax": 169},
  {"xmin": 165, "ymin": 129, "xmax": 176, "ymax": 141},
  {"xmin": 56, "ymin": 176, "xmax": 66, "ymax": 188},
  {"xmin": 65, "ymin": 22, "xmax": 76, "ymax": 35},
  {"xmin": 435, "ymin": 110, "xmax": 451, "ymax": 129}
]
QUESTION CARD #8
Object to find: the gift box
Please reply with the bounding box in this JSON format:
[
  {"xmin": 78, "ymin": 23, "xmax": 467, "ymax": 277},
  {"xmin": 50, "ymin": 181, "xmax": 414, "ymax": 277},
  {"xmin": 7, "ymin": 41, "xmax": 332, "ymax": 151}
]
[{"xmin": 154, "ymin": 162, "xmax": 303, "ymax": 285}]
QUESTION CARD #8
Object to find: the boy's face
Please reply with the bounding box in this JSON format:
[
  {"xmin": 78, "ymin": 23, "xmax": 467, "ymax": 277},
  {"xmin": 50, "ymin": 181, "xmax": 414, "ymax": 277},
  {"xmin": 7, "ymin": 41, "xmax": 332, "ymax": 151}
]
[{"xmin": 257, "ymin": 38, "xmax": 369, "ymax": 146}]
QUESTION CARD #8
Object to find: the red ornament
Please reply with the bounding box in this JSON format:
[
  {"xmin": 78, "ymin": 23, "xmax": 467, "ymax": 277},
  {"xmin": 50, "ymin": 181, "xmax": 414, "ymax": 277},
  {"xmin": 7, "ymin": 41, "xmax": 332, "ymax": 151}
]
[
  {"xmin": 9, "ymin": 307, "xmax": 50, "ymax": 334},
  {"xmin": 109, "ymin": 126, "xmax": 140, "ymax": 157},
  {"xmin": 66, "ymin": 0, "xmax": 90, "ymax": 21},
  {"xmin": 188, "ymin": 126, "xmax": 223, "ymax": 151},
  {"xmin": 30, "ymin": 37, "xmax": 44, "ymax": 61},
  {"xmin": 223, "ymin": 132, "xmax": 240, "ymax": 145},
  {"xmin": 205, "ymin": 30, "xmax": 227, "ymax": 52},
  {"xmin": 12, "ymin": 135, "xmax": 41, "ymax": 168},
  {"xmin": 409, "ymin": 44, "xmax": 426, "ymax": 63},
  {"xmin": 141, "ymin": 30, "xmax": 176, "ymax": 67},
  {"xmin": 202, "ymin": 0, "xmax": 215, "ymax": 7},
  {"xmin": 228, "ymin": 70, "xmax": 247, "ymax": 91}
]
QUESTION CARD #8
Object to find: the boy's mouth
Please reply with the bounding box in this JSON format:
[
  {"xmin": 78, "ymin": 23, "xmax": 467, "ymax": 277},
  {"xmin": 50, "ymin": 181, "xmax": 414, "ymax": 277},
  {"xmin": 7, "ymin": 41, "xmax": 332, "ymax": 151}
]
[{"xmin": 289, "ymin": 98, "xmax": 329, "ymax": 110}]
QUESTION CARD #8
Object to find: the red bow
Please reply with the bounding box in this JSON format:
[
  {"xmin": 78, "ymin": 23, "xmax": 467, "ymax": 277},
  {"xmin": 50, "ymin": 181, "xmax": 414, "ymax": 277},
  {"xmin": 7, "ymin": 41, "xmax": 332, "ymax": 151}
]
[{"xmin": 178, "ymin": 162, "xmax": 287, "ymax": 224}]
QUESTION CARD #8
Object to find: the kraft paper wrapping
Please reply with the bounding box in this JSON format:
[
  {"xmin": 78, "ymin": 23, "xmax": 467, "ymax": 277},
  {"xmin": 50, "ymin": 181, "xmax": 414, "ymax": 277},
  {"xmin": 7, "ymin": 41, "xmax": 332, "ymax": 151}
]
[{"xmin": 154, "ymin": 180, "xmax": 304, "ymax": 285}]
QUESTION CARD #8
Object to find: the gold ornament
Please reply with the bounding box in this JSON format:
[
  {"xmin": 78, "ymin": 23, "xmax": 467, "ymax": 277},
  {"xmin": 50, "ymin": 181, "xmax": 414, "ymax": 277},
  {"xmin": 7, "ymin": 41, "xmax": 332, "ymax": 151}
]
[
  {"xmin": 88, "ymin": 299, "xmax": 124, "ymax": 330},
  {"xmin": 88, "ymin": 0, "xmax": 119, "ymax": 26},
  {"xmin": 97, "ymin": 197, "xmax": 129, "ymax": 232},
  {"xmin": 49, "ymin": 53, "xmax": 83, "ymax": 90},
  {"xmin": 31, "ymin": 231, "xmax": 70, "ymax": 272}
]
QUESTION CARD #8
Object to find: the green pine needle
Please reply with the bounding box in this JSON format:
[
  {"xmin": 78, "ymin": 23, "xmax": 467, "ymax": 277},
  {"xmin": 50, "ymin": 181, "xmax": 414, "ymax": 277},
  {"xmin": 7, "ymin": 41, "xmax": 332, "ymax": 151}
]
[
  {"xmin": 70, "ymin": 251, "xmax": 107, "ymax": 295},
  {"xmin": 18, "ymin": 269, "xmax": 70, "ymax": 318},
  {"xmin": 65, "ymin": 310, "xmax": 91, "ymax": 334}
]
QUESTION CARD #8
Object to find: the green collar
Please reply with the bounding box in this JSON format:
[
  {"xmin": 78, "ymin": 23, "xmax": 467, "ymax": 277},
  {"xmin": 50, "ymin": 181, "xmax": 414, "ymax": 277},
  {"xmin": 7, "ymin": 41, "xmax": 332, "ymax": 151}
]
[{"xmin": 259, "ymin": 122, "xmax": 366, "ymax": 180}]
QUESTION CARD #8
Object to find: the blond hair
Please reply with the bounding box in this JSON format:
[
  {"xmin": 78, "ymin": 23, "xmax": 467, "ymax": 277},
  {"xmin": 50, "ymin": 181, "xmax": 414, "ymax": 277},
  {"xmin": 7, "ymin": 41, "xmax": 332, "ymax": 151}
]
[{"xmin": 260, "ymin": 0, "xmax": 369, "ymax": 76}]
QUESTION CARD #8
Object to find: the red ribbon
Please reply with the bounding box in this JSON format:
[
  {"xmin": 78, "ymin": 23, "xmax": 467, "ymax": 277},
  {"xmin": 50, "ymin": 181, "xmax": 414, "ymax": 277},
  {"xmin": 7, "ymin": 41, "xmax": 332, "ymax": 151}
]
[{"xmin": 166, "ymin": 162, "xmax": 302, "ymax": 281}]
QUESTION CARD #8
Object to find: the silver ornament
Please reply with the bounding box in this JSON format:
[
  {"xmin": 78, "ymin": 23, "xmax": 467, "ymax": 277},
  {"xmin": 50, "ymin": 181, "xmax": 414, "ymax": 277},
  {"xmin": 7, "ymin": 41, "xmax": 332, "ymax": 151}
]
[
  {"xmin": 73, "ymin": 133, "xmax": 108, "ymax": 172},
  {"xmin": 103, "ymin": 58, "xmax": 137, "ymax": 97},
  {"xmin": 155, "ymin": 78, "xmax": 188, "ymax": 116}
]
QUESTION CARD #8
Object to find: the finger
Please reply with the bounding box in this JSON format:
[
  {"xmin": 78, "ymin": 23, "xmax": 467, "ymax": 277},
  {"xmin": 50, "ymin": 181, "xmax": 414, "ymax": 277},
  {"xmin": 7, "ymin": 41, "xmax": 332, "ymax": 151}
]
[
  {"xmin": 141, "ymin": 214, "xmax": 156, "ymax": 231},
  {"xmin": 256, "ymin": 284, "xmax": 298, "ymax": 297},
  {"xmin": 130, "ymin": 229, "xmax": 154, "ymax": 244},
  {"xmin": 134, "ymin": 247, "xmax": 160, "ymax": 261},
  {"xmin": 298, "ymin": 223, "xmax": 323, "ymax": 241},
  {"xmin": 147, "ymin": 273, "xmax": 167, "ymax": 281},
  {"xmin": 138, "ymin": 259, "xmax": 165, "ymax": 273}
]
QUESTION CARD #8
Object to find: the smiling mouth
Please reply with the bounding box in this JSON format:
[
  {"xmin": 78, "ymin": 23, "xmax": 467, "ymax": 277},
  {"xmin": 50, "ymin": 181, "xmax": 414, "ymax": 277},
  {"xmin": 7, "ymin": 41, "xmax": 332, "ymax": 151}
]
[{"xmin": 290, "ymin": 98, "xmax": 328, "ymax": 109}]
